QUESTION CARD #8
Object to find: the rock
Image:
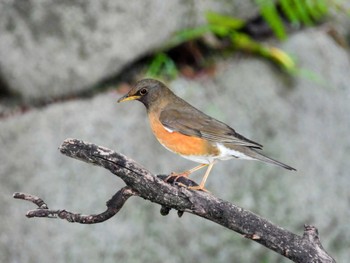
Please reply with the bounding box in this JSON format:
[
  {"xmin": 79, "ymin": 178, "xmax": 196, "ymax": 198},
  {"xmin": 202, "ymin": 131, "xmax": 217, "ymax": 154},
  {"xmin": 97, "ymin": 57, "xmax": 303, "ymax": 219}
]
[
  {"xmin": 1, "ymin": 29, "xmax": 349, "ymax": 262},
  {"xmin": 282, "ymin": 28, "xmax": 350, "ymax": 93},
  {"xmin": 328, "ymin": 1, "xmax": 350, "ymax": 41},
  {"xmin": 0, "ymin": 0, "xmax": 258, "ymax": 101}
]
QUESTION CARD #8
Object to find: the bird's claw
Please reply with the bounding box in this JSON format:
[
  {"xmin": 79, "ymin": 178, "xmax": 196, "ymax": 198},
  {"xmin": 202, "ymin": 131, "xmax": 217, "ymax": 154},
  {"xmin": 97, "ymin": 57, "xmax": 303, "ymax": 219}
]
[
  {"xmin": 164, "ymin": 171, "xmax": 189, "ymax": 184},
  {"xmin": 188, "ymin": 185, "xmax": 210, "ymax": 193}
]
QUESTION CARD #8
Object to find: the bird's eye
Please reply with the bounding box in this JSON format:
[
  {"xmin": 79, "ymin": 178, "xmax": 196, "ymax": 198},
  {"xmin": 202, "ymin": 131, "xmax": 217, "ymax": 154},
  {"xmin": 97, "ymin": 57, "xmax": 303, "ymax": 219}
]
[{"xmin": 139, "ymin": 88, "xmax": 148, "ymax": 95}]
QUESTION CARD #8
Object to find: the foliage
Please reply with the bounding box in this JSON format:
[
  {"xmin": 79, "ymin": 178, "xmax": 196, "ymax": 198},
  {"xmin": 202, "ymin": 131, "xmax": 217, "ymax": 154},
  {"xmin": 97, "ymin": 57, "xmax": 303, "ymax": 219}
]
[
  {"xmin": 145, "ymin": 53, "xmax": 178, "ymax": 79},
  {"xmin": 146, "ymin": 0, "xmax": 347, "ymax": 79},
  {"xmin": 255, "ymin": 0, "xmax": 330, "ymax": 40}
]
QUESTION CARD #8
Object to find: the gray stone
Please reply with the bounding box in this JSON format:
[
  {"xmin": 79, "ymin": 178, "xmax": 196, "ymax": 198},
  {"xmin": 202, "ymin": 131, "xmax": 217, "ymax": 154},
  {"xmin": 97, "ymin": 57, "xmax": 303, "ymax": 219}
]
[
  {"xmin": 329, "ymin": 1, "xmax": 350, "ymax": 39},
  {"xmin": 1, "ymin": 29, "xmax": 349, "ymax": 262},
  {"xmin": 0, "ymin": 0, "xmax": 257, "ymax": 101}
]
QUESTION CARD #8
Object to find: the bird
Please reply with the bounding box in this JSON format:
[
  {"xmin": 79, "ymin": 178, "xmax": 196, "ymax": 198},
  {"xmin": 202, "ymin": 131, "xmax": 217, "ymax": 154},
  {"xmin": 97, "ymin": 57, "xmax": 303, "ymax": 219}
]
[{"xmin": 118, "ymin": 78, "xmax": 296, "ymax": 191}]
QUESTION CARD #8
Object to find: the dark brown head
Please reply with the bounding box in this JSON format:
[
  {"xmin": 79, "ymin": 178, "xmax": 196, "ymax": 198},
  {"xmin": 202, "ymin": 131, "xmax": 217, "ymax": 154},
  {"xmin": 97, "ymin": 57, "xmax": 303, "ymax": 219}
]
[{"xmin": 117, "ymin": 79, "xmax": 172, "ymax": 109}]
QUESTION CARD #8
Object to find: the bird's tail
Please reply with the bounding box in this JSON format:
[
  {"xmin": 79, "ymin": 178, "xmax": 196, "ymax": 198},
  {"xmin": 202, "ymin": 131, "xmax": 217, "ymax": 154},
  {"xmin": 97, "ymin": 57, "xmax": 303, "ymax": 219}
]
[{"xmin": 249, "ymin": 149, "xmax": 296, "ymax": 171}]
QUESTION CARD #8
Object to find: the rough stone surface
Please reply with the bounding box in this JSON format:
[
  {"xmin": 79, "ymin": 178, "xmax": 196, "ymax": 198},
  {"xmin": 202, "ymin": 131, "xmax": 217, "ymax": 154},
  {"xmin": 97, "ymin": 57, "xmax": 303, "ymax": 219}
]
[
  {"xmin": 0, "ymin": 0, "xmax": 257, "ymax": 101},
  {"xmin": 329, "ymin": 1, "xmax": 350, "ymax": 39},
  {"xmin": 1, "ymin": 29, "xmax": 349, "ymax": 262}
]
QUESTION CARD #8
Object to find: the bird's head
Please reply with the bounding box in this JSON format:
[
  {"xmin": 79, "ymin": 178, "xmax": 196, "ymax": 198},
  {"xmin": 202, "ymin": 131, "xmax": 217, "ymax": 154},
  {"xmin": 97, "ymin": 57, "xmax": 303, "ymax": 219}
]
[{"xmin": 117, "ymin": 79, "xmax": 171, "ymax": 109}]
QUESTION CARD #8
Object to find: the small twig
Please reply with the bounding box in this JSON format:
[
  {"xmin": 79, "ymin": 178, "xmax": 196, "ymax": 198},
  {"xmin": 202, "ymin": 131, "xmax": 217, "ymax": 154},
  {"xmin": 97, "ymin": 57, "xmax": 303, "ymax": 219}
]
[
  {"xmin": 13, "ymin": 192, "xmax": 48, "ymax": 209},
  {"xmin": 13, "ymin": 187, "xmax": 138, "ymax": 223}
]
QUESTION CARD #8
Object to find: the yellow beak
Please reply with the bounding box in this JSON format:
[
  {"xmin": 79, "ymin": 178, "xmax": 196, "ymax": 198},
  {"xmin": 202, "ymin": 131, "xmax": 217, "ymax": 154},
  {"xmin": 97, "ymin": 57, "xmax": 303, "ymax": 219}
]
[{"xmin": 117, "ymin": 95, "xmax": 141, "ymax": 103}]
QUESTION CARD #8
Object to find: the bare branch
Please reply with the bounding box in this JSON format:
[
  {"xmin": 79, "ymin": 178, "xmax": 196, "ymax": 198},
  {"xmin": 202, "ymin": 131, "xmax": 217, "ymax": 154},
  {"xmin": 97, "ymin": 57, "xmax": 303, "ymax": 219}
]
[
  {"xmin": 13, "ymin": 192, "xmax": 48, "ymax": 209},
  {"xmin": 13, "ymin": 138, "xmax": 335, "ymax": 263},
  {"xmin": 13, "ymin": 187, "xmax": 137, "ymax": 223}
]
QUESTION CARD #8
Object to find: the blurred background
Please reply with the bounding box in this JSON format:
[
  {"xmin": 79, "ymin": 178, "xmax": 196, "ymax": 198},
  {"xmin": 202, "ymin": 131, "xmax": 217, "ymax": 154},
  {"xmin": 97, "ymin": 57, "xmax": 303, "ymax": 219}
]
[{"xmin": 0, "ymin": 1, "xmax": 349, "ymax": 262}]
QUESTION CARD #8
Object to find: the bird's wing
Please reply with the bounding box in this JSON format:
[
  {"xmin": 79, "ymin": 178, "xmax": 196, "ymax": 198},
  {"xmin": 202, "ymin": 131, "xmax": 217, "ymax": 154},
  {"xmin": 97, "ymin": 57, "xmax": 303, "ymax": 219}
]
[{"xmin": 159, "ymin": 107, "xmax": 262, "ymax": 148}]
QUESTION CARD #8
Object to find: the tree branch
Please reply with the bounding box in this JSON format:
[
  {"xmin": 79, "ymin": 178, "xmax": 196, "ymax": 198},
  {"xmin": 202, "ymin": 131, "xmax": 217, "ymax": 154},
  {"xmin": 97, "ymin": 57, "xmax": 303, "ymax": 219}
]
[
  {"xmin": 13, "ymin": 138, "xmax": 335, "ymax": 263},
  {"xmin": 13, "ymin": 187, "xmax": 137, "ymax": 223}
]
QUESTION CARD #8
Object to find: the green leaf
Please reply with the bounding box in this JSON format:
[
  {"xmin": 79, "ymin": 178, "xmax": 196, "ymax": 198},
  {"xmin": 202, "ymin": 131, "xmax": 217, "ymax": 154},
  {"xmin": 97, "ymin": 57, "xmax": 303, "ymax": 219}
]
[
  {"xmin": 230, "ymin": 31, "xmax": 296, "ymax": 73},
  {"xmin": 264, "ymin": 47, "xmax": 296, "ymax": 73},
  {"xmin": 280, "ymin": 0, "xmax": 300, "ymax": 26},
  {"xmin": 255, "ymin": 0, "xmax": 287, "ymax": 40},
  {"xmin": 146, "ymin": 53, "xmax": 178, "ymax": 79},
  {"xmin": 316, "ymin": 0, "xmax": 328, "ymax": 16},
  {"xmin": 230, "ymin": 32, "xmax": 260, "ymax": 52},
  {"xmin": 293, "ymin": 0, "xmax": 314, "ymax": 25},
  {"xmin": 305, "ymin": 0, "xmax": 327, "ymax": 21},
  {"xmin": 166, "ymin": 26, "xmax": 212, "ymax": 49},
  {"xmin": 205, "ymin": 11, "xmax": 245, "ymax": 30}
]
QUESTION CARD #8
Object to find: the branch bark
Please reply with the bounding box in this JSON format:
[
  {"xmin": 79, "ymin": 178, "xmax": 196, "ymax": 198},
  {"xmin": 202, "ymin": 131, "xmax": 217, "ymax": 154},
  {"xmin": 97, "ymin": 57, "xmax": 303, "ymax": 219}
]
[{"xmin": 14, "ymin": 138, "xmax": 335, "ymax": 263}]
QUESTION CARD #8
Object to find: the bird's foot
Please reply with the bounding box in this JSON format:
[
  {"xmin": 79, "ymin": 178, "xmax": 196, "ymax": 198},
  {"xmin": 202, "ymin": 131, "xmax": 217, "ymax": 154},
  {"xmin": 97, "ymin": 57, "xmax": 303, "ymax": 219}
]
[
  {"xmin": 164, "ymin": 171, "xmax": 190, "ymax": 183},
  {"xmin": 174, "ymin": 181, "xmax": 209, "ymax": 193},
  {"xmin": 188, "ymin": 185, "xmax": 210, "ymax": 193},
  {"xmin": 164, "ymin": 172, "xmax": 209, "ymax": 192},
  {"xmin": 164, "ymin": 172, "xmax": 199, "ymax": 189}
]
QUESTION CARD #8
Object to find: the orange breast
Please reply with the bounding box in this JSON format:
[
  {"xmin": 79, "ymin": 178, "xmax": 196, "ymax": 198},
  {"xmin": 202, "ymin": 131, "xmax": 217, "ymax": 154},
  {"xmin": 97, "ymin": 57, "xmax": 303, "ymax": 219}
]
[{"xmin": 148, "ymin": 113, "xmax": 219, "ymax": 157}]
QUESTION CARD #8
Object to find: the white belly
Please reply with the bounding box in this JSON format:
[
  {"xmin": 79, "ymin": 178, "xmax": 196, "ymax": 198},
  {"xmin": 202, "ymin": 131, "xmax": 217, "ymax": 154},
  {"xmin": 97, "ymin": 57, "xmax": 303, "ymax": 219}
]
[
  {"xmin": 216, "ymin": 143, "xmax": 254, "ymax": 160},
  {"xmin": 179, "ymin": 154, "xmax": 216, "ymax": 164},
  {"xmin": 179, "ymin": 143, "xmax": 254, "ymax": 164}
]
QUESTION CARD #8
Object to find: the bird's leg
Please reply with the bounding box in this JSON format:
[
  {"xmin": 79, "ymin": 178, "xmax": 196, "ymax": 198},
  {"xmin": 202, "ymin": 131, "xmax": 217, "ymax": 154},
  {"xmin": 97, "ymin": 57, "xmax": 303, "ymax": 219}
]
[
  {"xmin": 188, "ymin": 162, "xmax": 215, "ymax": 191},
  {"xmin": 182, "ymin": 163, "xmax": 209, "ymax": 176},
  {"xmin": 165, "ymin": 163, "xmax": 208, "ymax": 183}
]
